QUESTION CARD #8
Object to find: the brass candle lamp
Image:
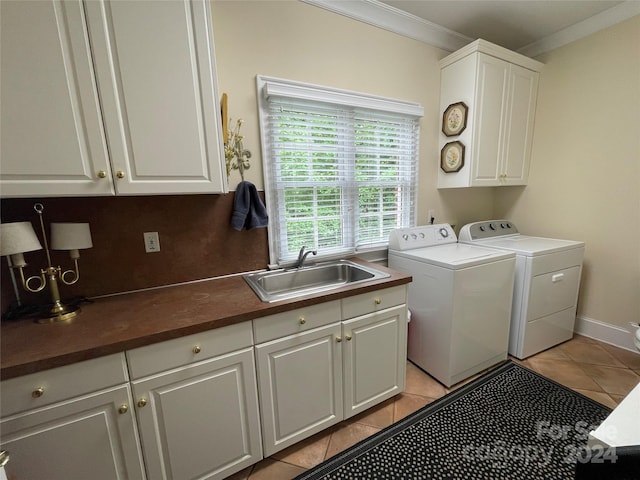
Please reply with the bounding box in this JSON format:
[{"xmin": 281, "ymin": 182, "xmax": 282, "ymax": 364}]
[{"xmin": 0, "ymin": 203, "xmax": 93, "ymax": 323}]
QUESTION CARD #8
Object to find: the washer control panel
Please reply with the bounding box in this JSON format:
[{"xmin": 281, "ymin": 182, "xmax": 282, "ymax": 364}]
[
  {"xmin": 388, "ymin": 224, "xmax": 457, "ymax": 250},
  {"xmin": 458, "ymin": 220, "xmax": 519, "ymax": 242}
]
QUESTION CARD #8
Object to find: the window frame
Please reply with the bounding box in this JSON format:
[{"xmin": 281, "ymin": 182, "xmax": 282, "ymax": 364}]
[{"xmin": 256, "ymin": 75, "xmax": 424, "ymax": 268}]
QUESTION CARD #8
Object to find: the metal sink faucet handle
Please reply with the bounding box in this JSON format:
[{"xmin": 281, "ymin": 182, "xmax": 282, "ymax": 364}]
[{"xmin": 295, "ymin": 246, "xmax": 317, "ymax": 269}]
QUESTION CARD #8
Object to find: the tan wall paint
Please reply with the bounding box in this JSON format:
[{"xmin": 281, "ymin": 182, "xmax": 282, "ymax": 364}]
[
  {"xmin": 211, "ymin": 0, "xmax": 494, "ymax": 228},
  {"xmin": 212, "ymin": 2, "xmax": 639, "ymax": 331},
  {"xmin": 495, "ymin": 17, "xmax": 640, "ymax": 329}
]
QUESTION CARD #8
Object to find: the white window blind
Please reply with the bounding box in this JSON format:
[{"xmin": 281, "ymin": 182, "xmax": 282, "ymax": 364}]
[{"xmin": 257, "ymin": 76, "xmax": 423, "ymax": 266}]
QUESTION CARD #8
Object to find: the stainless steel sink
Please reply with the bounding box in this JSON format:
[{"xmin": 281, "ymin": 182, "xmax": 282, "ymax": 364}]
[{"xmin": 243, "ymin": 260, "xmax": 390, "ymax": 302}]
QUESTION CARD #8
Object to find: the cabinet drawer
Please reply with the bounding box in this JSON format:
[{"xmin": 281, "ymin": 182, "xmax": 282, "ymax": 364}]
[
  {"xmin": 253, "ymin": 300, "xmax": 341, "ymax": 344},
  {"xmin": 1, "ymin": 353, "xmax": 128, "ymax": 417},
  {"xmin": 341, "ymin": 286, "xmax": 407, "ymax": 319},
  {"xmin": 126, "ymin": 322, "xmax": 253, "ymax": 379}
]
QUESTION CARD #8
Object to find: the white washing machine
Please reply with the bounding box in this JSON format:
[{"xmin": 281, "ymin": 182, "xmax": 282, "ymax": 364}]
[
  {"xmin": 388, "ymin": 224, "xmax": 515, "ymax": 387},
  {"xmin": 459, "ymin": 220, "xmax": 585, "ymax": 359}
]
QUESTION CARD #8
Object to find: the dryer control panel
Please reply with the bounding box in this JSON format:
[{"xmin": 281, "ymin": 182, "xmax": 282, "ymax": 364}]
[
  {"xmin": 458, "ymin": 220, "xmax": 519, "ymax": 242},
  {"xmin": 388, "ymin": 224, "xmax": 456, "ymax": 251}
]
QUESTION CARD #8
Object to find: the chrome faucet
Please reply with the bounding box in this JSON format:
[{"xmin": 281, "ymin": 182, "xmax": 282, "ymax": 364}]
[{"xmin": 294, "ymin": 246, "xmax": 317, "ymax": 269}]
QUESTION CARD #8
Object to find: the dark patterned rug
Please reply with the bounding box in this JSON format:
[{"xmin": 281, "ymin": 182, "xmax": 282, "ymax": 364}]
[{"xmin": 295, "ymin": 361, "xmax": 612, "ymax": 480}]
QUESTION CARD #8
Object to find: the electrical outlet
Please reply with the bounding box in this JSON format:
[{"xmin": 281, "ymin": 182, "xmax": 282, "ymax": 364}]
[
  {"xmin": 144, "ymin": 232, "xmax": 160, "ymax": 253},
  {"xmin": 427, "ymin": 209, "xmax": 435, "ymax": 224}
]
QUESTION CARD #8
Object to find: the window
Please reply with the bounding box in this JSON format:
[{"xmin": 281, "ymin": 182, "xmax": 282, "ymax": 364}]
[{"xmin": 257, "ymin": 76, "xmax": 423, "ymax": 266}]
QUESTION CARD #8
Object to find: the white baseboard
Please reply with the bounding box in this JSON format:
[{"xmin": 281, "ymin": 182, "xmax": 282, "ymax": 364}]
[{"xmin": 574, "ymin": 315, "xmax": 639, "ymax": 353}]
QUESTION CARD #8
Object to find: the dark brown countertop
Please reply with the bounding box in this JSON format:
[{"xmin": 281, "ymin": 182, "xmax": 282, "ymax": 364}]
[{"xmin": 1, "ymin": 259, "xmax": 411, "ymax": 380}]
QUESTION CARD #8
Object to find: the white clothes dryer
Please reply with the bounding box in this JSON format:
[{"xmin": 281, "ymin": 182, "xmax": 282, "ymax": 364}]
[
  {"xmin": 459, "ymin": 220, "xmax": 585, "ymax": 359},
  {"xmin": 388, "ymin": 224, "xmax": 515, "ymax": 387}
]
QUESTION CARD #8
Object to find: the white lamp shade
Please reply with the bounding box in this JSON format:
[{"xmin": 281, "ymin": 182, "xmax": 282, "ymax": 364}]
[
  {"xmin": 0, "ymin": 222, "xmax": 43, "ymax": 256},
  {"xmin": 50, "ymin": 223, "xmax": 93, "ymax": 250}
]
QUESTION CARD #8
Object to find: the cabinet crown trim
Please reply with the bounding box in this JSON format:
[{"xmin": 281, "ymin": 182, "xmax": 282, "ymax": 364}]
[{"xmin": 439, "ymin": 39, "xmax": 544, "ymax": 72}]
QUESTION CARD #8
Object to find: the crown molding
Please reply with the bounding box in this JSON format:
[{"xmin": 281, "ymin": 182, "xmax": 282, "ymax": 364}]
[
  {"xmin": 301, "ymin": 0, "xmax": 640, "ymax": 57},
  {"xmin": 517, "ymin": 1, "xmax": 640, "ymax": 57},
  {"xmin": 300, "ymin": 0, "xmax": 472, "ymax": 52}
]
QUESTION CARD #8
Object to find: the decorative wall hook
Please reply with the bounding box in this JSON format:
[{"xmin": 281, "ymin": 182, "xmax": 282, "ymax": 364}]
[{"xmin": 221, "ymin": 93, "xmax": 251, "ymax": 181}]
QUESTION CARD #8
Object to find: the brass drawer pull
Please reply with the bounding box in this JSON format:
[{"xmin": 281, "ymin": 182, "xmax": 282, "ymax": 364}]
[
  {"xmin": 32, "ymin": 387, "xmax": 45, "ymax": 398},
  {"xmin": 118, "ymin": 404, "xmax": 129, "ymax": 414},
  {"xmin": 137, "ymin": 398, "xmax": 148, "ymax": 408},
  {"xmin": 374, "ymin": 298, "xmax": 381, "ymax": 305},
  {"xmin": 345, "ymin": 334, "xmax": 352, "ymax": 341},
  {"xmin": 193, "ymin": 345, "xmax": 201, "ymax": 354},
  {"xmin": 299, "ymin": 317, "xmax": 306, "ymax": 325}
]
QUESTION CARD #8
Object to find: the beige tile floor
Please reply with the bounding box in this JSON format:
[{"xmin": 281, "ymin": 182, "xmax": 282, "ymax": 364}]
[{"xmin": 228, "ymin": 335, "xmax": 640, "ymax": 480}]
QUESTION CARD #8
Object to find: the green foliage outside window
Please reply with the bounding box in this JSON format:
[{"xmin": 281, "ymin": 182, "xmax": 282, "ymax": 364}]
[{"xmin": 266, "ymin": 99, "xmax": 417, "ymax": 261}]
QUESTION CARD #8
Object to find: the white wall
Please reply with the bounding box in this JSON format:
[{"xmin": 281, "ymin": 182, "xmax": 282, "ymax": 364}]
[
  {"xmin": 211, "ymin": 0, "xmax": 494, "ymax": 227},
  {"xmin": 495, "ymin": 16, "xmax": 640, "ymax": 331}
]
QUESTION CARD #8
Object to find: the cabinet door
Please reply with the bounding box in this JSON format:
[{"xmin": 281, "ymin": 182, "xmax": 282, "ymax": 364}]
[
  {"xmin": 85, "ymin": 0, "xmax": 227, "ymax": 195},
  {"xmin": 502, "ymin": 64, "xmax": 538, "ymax": 185},
  {"xmin": 471, "ymin": 53, "xmax": 509, "ymax": 186},
  {"xmin": 343, "ymin": 305, "xmax": 407, "ymax": 419},
  {"xmin": 132, "ymin": 347, "xmax": 262, "ymax": 480},
  {"xmin": 0, "ymin": 385, "xmax": 145, "ymax": 480},
  {"xmin": 0, "ymin": 0, "xmax": 114, "ymax": 197},
  {"xmin": 255, "ymin": 323, "xmax": 343, "ymax": 456}
]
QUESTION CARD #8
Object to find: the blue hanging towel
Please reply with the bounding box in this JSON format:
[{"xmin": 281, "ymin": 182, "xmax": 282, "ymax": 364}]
[{"xmin": 231, "ymin": 181, "xmax": 269, "ymax": 231}]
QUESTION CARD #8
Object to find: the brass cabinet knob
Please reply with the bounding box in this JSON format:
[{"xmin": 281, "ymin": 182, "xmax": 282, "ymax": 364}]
[
  {"xmin": 299, "ymin": 317, "xmax": 306, "ymax": 325},
  {"xmin": 97, "ymin": 170, "xmax": 107, "ymax": 179},
  {"xmin": 32, "ymin": 387, "xmax": 45, "ymax": 398},
  {"xmin": 137, "ymin": 398, "xmax": 148, "ymax": 408},
  {"xmin": 336, "ymin": 336, "xmax": 342, "ymax": 343},
  {"xmin": 118, "ymin": 404, "xmax": 129, "ymax": 414},
  {"xmin": 345, "ymin": 334, "xmax": 352, "ymax": 341},
  {"xmin": 192, "ymin": 345, "xmax": 201, "ymax": 354},
  {"xmin": 374, "ymin": 298, "xmax": 381, "ymax": 305},
  {"xmin": 116, "ymin": 171, "xmax": 125, "ymax": 179}
]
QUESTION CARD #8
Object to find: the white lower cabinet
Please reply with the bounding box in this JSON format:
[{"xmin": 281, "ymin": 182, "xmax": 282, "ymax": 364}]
[
  {"xmin": 127, "ymin": 323, "xmax": 262, "ymax": 480},
  {"xmin": 132, "ymin": 348, "xmax": 261, "ymax": 479},
  {"xmin": 342, "ymin": 304, "xmax": 407, "ymax": 419},
  {"xmin": 0, "ymin": 354, "xmax": 146, "ymax": 480},
  {"xmin": 0, "ymin": 286, "xmax": 408, "ymax": 478},
  {"xmin": 255, "ymin": 322, "xmax": 344, "ymax": 457},
  {"xmin": 254, "ymin": 286, "xmax": 408, "ymax": 456}
]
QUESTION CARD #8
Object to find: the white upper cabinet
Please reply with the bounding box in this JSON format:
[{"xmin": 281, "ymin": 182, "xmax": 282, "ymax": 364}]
[
  {"xmin": 0, "ymin": 1, "xmax": 114, "ymax": 197},
  {"xmin": 0, "ymin": 0, "xmax": 227, "ymax": 197},
  {"xmin": 437, "ymin": 40, "xmax": 542, "ymax": 188},
  {"xmin": 85, "ymin": 0, "xmax": 227, "ymax": 195}
]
